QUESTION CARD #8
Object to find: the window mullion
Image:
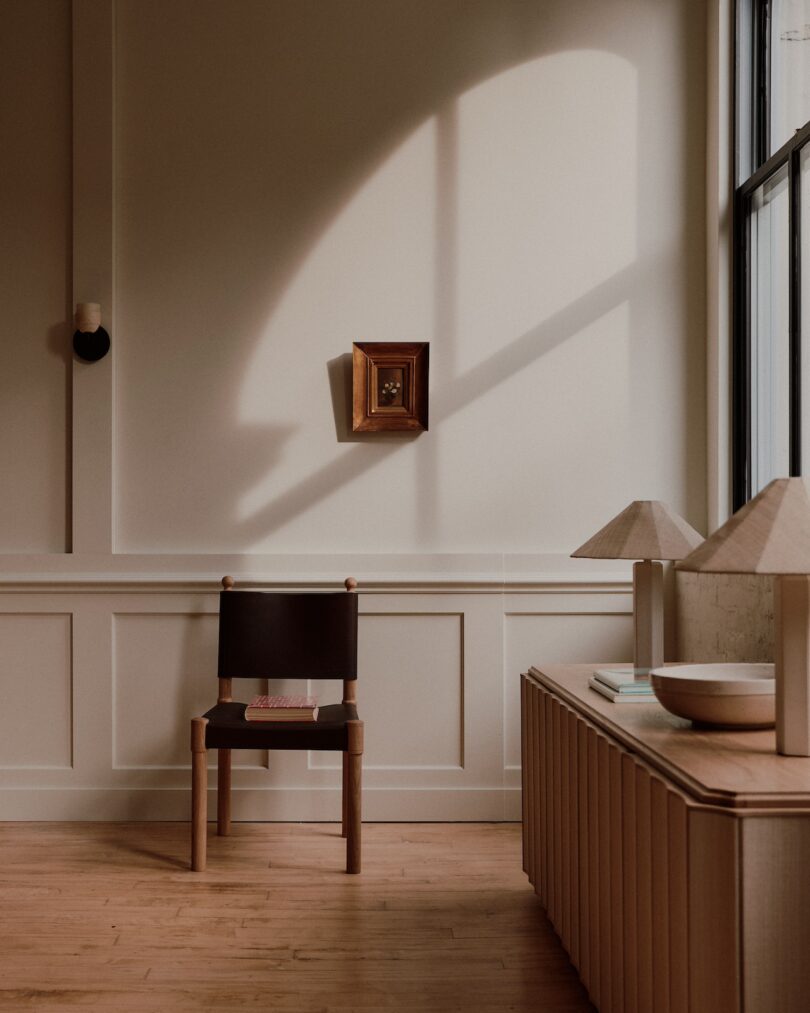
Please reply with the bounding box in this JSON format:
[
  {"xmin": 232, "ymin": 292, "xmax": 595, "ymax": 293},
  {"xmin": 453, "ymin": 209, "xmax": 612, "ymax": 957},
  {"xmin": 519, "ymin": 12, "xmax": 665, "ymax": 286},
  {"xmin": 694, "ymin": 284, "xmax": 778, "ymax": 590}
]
[
  {"xmin": 790, "ymin": 146, "xmax": 802, "ymax": 475},
  {"xmin": 756, "ymin": 0, "xmax": 772, "ymax": 168},
  {"xmin": 734, "ymin": 187, "xmax": 753, "ymax": 509}
]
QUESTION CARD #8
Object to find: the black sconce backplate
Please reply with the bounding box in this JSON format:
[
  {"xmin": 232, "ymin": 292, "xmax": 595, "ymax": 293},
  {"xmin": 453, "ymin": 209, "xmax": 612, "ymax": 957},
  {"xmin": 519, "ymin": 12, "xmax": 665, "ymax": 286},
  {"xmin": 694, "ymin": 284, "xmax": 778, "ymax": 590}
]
[{"xmin": 73, "ymin": 327, "xmax": 111, "ymax": 362}]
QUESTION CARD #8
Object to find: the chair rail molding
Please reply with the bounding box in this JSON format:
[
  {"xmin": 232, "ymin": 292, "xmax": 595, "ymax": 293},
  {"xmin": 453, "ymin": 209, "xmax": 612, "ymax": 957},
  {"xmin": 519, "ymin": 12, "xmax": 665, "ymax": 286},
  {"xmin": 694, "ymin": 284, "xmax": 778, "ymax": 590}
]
[{"xmin": 0, "ymin": 572, "xmax": 633, "ymax": 820}]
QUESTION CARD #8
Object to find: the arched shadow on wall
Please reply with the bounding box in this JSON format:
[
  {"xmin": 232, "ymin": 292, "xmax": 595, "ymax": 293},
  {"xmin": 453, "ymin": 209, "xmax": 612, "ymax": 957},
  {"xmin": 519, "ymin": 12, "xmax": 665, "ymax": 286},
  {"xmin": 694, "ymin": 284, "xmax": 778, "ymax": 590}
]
[{"xmin": 113, "ymin": 0, "xmax": 706, "ymax": 550}]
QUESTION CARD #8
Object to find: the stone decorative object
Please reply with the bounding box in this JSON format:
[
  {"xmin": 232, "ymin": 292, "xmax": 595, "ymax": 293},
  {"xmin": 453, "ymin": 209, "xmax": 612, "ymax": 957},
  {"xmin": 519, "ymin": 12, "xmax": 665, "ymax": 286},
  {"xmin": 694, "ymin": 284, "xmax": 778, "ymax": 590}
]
[
  {"xmin": 675, "ymin": 571, "xmax": 774, "ymax": 664},
  {"xmin": 678, "ymin": 477, "xmax": 810, "ymax": 755}
]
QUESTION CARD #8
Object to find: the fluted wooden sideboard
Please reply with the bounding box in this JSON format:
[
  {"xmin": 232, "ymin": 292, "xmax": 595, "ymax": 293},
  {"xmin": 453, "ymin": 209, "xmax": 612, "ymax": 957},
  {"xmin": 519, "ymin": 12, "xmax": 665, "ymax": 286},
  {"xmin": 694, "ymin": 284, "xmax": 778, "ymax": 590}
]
[{"xmin": 521, "ymin": 664, "xmax": 810, "ymax": 1013}]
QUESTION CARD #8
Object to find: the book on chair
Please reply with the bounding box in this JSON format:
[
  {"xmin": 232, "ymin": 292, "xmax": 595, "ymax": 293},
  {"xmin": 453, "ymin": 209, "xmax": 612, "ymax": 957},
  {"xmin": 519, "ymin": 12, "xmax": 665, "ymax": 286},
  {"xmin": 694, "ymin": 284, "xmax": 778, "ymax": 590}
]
[{"xmin": 245, "ymin": 695, "xmax": 319, "ymax": 721}]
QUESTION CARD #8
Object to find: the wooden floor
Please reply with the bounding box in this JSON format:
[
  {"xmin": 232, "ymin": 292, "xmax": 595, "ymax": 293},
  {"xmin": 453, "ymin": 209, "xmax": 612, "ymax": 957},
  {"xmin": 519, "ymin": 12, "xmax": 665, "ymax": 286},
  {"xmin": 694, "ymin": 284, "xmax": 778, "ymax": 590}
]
[{"xmin": 0, "ymin": 822, "xmax": 593, "ymax": 1012}]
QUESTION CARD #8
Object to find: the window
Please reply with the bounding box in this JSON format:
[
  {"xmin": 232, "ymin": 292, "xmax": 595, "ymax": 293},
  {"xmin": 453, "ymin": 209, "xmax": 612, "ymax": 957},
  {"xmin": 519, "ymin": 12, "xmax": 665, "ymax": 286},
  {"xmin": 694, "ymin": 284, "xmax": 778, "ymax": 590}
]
[{"xmin": 734, "ymin": 0, "xmax": 810, "ymax": 507}]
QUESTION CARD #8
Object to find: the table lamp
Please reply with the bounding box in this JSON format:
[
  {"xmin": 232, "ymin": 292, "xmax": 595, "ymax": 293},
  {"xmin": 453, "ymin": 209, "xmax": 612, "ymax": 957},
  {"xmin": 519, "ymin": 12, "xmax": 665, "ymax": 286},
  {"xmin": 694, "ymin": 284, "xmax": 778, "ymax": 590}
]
[
  {"xmin": 677, "ymin": 477, "xmax": 810, "ymax": 756},
  {"xmin": 572, "ymin": 500, "xmax": 703, "ymax": 680}
]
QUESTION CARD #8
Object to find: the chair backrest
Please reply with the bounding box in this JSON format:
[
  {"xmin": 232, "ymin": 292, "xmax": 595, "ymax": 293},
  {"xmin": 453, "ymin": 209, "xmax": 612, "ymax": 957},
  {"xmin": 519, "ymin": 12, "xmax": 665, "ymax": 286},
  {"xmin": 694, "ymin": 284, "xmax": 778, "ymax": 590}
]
[{"xmin": 217, "ymin": 589, "xmax": 358, "ymax": 682}]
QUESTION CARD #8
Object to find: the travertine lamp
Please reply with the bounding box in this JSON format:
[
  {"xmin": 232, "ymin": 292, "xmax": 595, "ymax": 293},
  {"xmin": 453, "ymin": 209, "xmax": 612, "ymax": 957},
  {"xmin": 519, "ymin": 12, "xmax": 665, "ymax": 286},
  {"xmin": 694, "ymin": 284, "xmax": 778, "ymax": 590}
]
[
  {"xmin": 677, "ymin": 477, "xmax": 810, "ymax": 756},
  {"xmin": 572, "ymin": 500, "xmax": 703, "ymax": 679}
]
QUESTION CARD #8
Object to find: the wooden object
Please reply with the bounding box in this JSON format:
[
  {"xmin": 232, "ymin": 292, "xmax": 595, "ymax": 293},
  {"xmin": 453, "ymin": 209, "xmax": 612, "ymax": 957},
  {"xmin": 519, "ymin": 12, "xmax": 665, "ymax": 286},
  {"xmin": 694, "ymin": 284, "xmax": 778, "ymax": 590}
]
[
  {"xmin": 521, "ymin": 663, "xmax": 810, "ymax": 1012},
  {"xmin": 633, "ymin": 559, "xmax": 663, "ymax": 675},
  {"xmin": 343, "ymin": 576, "xmax": 357, "ymax": 711},
  {"xmin": 346, "ymin": 720, "xmax": 363, "ymax": 874},
  {"xmin": 572, "ymin": 500, "xmax": 703, "ymax": 562},
  {"xmin": 0, "ymin": 822, "xmax": 593, "ymax": 1011},
  {"xmin": 352, "ymin": 342, "xmax": 428, "ymax": 432},
  {"xmin": 217, "ymin": 748, "xmax": 231, "ymax": 836},
  {"xmin": 190, "ymin": 717, "xmax": 208, "ymax": 872},
  {"xmin": 341, "ymin": 751, "xmax": 349, "ymax": 837},
  {"xmin": 338, "ymin": 583, "xmax": 361, "ymax": 855}
]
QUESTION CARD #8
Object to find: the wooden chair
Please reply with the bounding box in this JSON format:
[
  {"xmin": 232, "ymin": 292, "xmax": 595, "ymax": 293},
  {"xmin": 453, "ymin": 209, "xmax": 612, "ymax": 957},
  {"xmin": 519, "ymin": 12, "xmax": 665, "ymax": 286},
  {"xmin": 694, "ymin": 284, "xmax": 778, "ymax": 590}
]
[{"xmin": 190, "ymin": 576, "xmax": 362, "ymax": 873}]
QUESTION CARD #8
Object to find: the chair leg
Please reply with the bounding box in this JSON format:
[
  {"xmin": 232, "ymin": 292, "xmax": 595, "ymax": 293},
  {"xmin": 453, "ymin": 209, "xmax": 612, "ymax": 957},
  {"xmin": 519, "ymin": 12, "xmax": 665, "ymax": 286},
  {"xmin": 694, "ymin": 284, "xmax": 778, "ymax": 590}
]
[
  {"xmin": 346, "ymin": 720, "xmax": 363, "ymax": 874},
  {"xmin": 341, "ymin": 751, "xmax": 349, "ymax": 838},
  {"xmin": 217, "ymin": 748, "xmax": 232, "ymax": 836},
  {"xmin": 191, "ymin": 717, "xmax": 209, "ymax": 871}
]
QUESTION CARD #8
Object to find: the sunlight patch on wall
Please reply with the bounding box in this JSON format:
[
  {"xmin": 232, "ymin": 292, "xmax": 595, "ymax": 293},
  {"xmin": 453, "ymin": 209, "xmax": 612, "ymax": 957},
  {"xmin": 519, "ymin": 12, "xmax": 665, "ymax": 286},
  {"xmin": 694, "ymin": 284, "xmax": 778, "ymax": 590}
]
[
  {"xmin": 236, "ymin": 50, "xmax": 638, "ymax": 551},
  {"xmin": 454, "ymin": 50, "xmax": 637, "ymax": 374}
]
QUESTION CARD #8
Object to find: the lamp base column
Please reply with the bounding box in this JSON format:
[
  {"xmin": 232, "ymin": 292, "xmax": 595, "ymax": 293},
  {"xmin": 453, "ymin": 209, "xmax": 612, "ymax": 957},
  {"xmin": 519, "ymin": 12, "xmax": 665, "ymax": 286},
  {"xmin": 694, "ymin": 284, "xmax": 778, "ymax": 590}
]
[
  {"xmin": 633, "ymin": 560, "xmax": 664, "ymax": 679},
  {"xmin": 775, "ymin": 575, "xmax": 810, "ymax": 756}
]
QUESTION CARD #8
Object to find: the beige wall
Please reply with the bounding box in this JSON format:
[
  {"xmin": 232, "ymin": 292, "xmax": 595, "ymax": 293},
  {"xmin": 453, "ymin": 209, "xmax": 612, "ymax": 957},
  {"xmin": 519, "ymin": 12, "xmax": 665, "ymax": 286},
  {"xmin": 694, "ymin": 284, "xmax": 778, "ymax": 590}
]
[
  {"xmin": 111, "ymin": 0, "xmax": 708, "ymax": 555},
  {"xmin": 0, "ymin": 0, "xmax": 707, "ymax": 819}
]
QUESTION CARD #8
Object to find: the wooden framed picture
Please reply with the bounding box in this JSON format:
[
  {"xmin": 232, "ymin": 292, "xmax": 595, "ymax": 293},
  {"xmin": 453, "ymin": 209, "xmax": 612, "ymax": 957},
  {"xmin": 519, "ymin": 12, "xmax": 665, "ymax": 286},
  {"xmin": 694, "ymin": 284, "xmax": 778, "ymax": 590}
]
[{"xmin": 352, "ymin": 342, "xmax": 429, "ymax": 432}]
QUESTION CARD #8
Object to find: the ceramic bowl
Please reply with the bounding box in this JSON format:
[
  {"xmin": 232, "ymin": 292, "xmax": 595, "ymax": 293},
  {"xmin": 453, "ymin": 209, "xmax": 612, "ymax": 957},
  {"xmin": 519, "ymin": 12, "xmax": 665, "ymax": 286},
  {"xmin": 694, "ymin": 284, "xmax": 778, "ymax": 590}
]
[{"xmin": 649, "ymin": 663, "xmax": 775, "ymax": 729}]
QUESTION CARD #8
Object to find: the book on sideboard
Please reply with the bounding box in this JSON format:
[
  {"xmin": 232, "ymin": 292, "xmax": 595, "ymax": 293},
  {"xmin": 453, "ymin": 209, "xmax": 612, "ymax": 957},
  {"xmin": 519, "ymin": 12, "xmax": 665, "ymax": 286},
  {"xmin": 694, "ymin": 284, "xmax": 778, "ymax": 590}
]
[
  {"xmin": 588, "ymin": 676, "xmax": 655, "ymax": 704},
  {"xmin": 592, "ymin": 667, "xmax": 654, "ymax": 693},
  {"xmin": 245, "ymin": 695, "xmax": 319, "ymax": 722}
]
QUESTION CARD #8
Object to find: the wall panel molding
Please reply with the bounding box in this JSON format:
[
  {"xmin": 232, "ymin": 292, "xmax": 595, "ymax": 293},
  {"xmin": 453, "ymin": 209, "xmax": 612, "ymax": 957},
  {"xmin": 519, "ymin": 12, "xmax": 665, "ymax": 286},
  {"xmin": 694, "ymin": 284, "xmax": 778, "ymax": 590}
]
[
  {"xmin": 0, "ymin": 553, "xmax": 632, "ymax": 595},
  {"xmin": 503, "ymin": 605, "xmax": 634, "ymax": 778},
  {"xmin": 0, "ymin": 613, "xmax": 73, "ymax": 770},
  {"xmin": 0, "ymin": 578, "xmax": 632, "ymax": 819},
  {"xmin": 72, "ymin": 0, "xmax": 114, "ymax": 553}
]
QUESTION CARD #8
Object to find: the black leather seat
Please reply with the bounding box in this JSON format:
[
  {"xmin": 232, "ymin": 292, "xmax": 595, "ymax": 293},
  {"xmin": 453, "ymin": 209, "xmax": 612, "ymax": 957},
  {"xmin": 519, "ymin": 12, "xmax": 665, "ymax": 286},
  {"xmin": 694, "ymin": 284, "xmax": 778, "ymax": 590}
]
[{"xmin": 202, "ymin": 701, "xmax": 359, "ymax": 751}]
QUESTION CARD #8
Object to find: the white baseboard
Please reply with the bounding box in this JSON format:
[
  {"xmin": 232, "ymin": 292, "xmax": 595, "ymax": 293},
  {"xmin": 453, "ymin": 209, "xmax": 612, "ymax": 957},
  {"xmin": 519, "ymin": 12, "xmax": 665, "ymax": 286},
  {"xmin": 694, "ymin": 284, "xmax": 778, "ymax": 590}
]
[{"xmin": 0, "ymin": 787, "xmax": 522, "ymax": 822}]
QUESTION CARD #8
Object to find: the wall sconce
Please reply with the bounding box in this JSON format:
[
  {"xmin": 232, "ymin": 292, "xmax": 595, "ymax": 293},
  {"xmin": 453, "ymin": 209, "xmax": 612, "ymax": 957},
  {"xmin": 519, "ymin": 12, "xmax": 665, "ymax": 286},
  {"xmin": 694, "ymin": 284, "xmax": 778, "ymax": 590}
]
[{"xmin": 73, "ymin": 303, "xmax": 110, "ymax": 362}]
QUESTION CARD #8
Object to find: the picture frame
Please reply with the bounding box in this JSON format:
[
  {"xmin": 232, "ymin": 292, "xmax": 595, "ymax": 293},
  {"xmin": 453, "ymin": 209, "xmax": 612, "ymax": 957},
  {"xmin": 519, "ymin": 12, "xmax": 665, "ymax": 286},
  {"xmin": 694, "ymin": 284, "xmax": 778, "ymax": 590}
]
[{"xmin": 352, "ymin": 342, "xmax": 429, "ymax": 432}]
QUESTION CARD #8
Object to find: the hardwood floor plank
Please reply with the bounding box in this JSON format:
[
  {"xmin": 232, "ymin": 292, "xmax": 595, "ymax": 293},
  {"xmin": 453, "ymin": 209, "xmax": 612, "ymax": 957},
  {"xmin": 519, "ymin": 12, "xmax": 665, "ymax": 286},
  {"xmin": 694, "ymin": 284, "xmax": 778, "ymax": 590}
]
[{"xmin": 0, "ymin": 823, "xmax": 593, "ymax": 1012}]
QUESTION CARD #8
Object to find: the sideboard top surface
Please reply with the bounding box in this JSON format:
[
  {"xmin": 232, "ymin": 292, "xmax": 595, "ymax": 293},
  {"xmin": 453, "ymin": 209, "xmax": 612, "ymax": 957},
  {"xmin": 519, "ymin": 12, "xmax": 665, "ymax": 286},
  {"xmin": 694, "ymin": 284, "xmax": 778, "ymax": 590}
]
[{"xmin": 528, "ymin": 663, "xmax": 810, "ymax": 810}]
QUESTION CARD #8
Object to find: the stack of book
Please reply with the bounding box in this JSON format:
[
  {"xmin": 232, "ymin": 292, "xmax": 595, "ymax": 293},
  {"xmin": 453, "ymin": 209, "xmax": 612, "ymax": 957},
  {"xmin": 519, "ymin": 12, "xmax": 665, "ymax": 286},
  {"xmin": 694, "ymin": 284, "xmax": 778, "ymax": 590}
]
[
  {"xmin": 244, "ymin": 695, "xmax": 319, "ymax": 722},
  {"xmin": 588, "ymin": 668, "xmax": 655, "ymax": 703}
]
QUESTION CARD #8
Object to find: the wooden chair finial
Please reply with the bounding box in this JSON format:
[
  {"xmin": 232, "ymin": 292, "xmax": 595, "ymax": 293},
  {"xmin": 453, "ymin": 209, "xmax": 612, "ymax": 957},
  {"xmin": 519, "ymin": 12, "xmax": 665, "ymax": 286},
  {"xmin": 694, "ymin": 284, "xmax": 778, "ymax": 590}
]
[
  {"xmin": 344, "ymin": 577, "xmax": 358, "ymax": 592},
  {"xmin": 222, "ymin": 575, "xmax": 235, "ymax": 591}
]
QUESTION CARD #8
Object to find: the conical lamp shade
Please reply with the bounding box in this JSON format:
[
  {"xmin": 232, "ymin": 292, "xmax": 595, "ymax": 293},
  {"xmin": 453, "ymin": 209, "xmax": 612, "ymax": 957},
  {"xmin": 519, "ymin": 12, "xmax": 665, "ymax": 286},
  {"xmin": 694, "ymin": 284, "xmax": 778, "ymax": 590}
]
[
  {"xmin": 677, "ymin": 478, "xmax": 810, "ymax": 574},
  {"xmin": 571, "ymin": 500, "xmax": 703, "ymax": 561}
]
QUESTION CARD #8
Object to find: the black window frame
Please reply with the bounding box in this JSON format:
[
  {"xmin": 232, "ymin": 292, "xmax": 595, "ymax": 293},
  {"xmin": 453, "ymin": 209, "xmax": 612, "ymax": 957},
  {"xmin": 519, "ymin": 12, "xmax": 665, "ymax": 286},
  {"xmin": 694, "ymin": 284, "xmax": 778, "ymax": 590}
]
[{"xmin": 733, "ymin": 0, "xmax": 810, "ymax": 508}]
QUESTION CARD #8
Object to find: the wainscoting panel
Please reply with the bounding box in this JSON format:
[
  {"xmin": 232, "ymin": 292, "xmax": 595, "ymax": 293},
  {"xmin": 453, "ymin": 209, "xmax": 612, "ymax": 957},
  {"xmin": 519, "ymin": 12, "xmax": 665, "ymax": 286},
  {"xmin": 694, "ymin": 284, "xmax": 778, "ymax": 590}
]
[
  {"xmin": 312, "ymin": 611, "xmax": 463, "ymax": 770},
  {"xmin": 0, "ymin": 612, "xmax": 72, "ymax": 769},
  {"xmin": 503, "ymin": 597, "xmax": 633, "ymax": 771},
  {"xmin": 0, "ymin": 577, "xmax": 632, "ymax": 820},
  {"xmin": 113, "ymin": 611, "xmax": 264, "ymax": 769}
]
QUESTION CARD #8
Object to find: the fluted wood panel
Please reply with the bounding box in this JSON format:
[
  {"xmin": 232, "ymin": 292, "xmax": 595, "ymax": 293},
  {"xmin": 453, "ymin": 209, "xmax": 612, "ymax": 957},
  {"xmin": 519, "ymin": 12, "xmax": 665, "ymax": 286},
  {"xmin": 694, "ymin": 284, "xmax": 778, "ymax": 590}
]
[
  {"xmin": 740, "ymin": 817, "xmax": 810, "ymax": 1010},
  {"xmin": 668, "ymin": 791, "xmax": 689, "ymax": 1013},
  {"xmin": 608, "ymin": 742, "xmax": 623, "ymax": 1013},
  {"xmin": 522, "ymin": 675, "xmax": 693, "ymax": 1013},
  {"xmin": 621, "ymin": 751, "xmax": 638, "ymax": 1013},
  {"xmin": 524, "ymin": 666, "xmax": 810, "ymax": 1013},
  {"xmin": 568, "ymin": 707, "xmax": 581, "ymax": 973},
  {"xmin": 688, "ymin": 811, "xmax": 740, "ymax": 1013},
  {"xmin": 597, "ymin": 734, "xmax": 611, "ymax": 1010},
  {"xmin": 650, "ymin": 776, "xmax": 670, "ymax": 1013}
]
